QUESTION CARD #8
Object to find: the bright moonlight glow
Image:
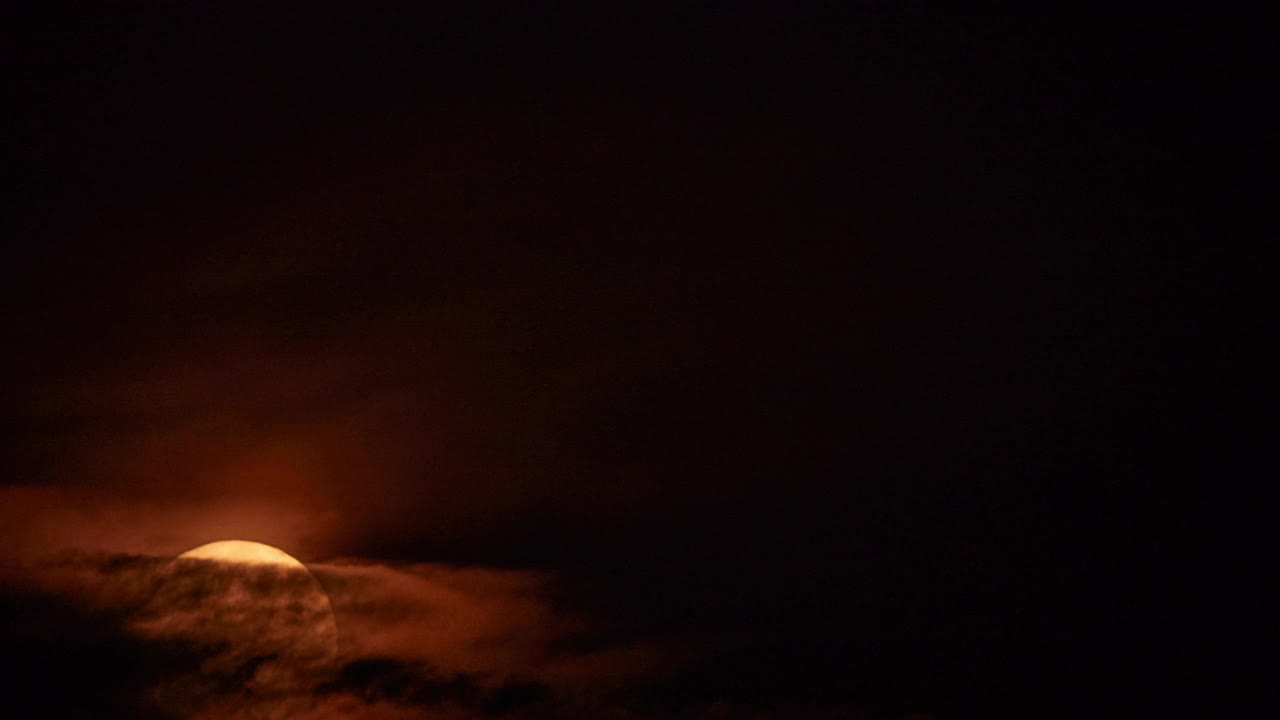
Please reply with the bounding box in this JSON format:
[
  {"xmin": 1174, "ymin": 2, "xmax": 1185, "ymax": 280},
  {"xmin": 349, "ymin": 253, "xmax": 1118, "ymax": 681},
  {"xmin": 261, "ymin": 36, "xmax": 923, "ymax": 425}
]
[
  {"xmin": 179, "ymin": 539, "xmax": 306, "ymax": 567},
  {"xmin": 153, "ymin": 538, "xmax": 340, "ymax": 715}
]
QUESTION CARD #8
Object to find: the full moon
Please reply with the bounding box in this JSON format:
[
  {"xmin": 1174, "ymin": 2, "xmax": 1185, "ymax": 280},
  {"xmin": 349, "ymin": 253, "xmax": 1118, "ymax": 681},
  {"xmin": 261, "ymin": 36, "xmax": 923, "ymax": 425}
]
[{"xmin": 135, "ymin": 540, "xmax": 340, "ymax": 715}]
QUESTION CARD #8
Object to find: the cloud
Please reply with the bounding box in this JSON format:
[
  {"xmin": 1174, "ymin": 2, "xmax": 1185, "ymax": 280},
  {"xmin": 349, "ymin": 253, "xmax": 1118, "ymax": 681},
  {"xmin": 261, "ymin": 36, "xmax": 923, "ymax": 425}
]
[
  {"xmin": 317, "ymin": 658, "xmax": 549, "ymax": 715},
  {"xmin": 0, "ymin": 549, "xmax": 672, "ymax": 719}
]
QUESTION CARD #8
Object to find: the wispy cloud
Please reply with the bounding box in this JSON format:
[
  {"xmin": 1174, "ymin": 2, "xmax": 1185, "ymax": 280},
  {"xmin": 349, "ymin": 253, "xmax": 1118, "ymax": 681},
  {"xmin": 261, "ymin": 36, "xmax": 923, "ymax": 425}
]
[{"xmin": 2, "ymin": 548, "xmax": 673, "ymax": 719}]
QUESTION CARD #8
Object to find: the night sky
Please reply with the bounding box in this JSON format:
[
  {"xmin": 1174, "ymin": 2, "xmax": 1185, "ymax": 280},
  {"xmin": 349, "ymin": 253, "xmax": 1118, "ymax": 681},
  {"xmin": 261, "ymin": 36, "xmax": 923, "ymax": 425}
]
[{"xmin": 2, "ymin": 4, "xmax": 1271, "ymax": 719}]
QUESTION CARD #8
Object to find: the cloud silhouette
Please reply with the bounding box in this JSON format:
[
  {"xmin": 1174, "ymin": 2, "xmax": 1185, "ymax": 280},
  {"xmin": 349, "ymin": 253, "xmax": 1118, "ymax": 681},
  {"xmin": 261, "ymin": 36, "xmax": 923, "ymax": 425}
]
[
  {"xmin": 0, "ymin": 549, "xmax": 670, "ymax": 719},
  {"xmin": 318, "ymin": 658, "xmax": 549, "ymax": 715}
]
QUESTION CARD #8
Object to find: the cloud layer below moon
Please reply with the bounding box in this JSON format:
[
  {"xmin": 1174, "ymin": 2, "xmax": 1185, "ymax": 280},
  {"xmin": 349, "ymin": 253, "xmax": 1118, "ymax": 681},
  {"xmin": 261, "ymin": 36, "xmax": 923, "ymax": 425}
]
[{"xmin": 0, "ymin": 537, "xmax": 673, "ymax": 719}]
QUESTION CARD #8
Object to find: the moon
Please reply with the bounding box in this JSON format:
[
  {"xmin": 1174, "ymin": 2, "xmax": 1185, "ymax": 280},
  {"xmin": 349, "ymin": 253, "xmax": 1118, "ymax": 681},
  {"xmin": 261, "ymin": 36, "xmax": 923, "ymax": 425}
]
[
  {"xmin": 136, "ymin": 540, "xmax": 339, "ymax": 714},
  {"xmin": 179, "ymin": 539, "xmax": 313, "ymax": 568}
]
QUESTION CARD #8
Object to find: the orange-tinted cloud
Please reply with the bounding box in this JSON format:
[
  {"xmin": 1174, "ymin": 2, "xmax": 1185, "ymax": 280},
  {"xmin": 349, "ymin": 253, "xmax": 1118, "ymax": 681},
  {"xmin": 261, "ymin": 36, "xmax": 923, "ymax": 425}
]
[{"xmin": 1, "ymin": 543, "xmax": 673, "ymax": 719}]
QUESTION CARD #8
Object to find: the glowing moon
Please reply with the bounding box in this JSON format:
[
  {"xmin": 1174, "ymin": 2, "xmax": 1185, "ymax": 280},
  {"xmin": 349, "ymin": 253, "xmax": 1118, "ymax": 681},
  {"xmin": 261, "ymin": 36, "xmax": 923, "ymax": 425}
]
[
  {"xmin": 179, "ymin": 539, "xmax": 310, "ymax": 567},
  {"xmin": 137, "ymin": 540, "xmax": 340, "ymax": 714}
]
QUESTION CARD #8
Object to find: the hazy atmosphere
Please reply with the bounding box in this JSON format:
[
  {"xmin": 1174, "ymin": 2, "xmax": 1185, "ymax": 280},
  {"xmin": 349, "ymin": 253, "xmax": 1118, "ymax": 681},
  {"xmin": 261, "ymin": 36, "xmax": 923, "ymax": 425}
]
[{"xmin": 3, "ymin": 4, "xmax": 1268, "ymax": 718}]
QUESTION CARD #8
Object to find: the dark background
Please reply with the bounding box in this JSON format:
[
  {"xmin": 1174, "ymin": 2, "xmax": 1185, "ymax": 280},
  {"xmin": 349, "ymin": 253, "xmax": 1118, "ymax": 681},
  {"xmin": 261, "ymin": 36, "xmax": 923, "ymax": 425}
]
[{"xmin": 4, "ymin": 3, "xmax": 1271, "ymax": 718}]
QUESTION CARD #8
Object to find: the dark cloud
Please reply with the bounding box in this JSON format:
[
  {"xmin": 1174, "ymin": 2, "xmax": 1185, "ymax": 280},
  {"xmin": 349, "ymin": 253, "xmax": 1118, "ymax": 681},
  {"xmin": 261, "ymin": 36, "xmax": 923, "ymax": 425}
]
[
  {"xmin": 1, "ymin": 550, "xmax": 671, "ymax": 719},
  {"xmin": 0, "ymin": 589, "xmax": 199, "ymax": 719},
  {"xmin": 319, "ymin": 658, "xmax": 550, "ymax": 716}
]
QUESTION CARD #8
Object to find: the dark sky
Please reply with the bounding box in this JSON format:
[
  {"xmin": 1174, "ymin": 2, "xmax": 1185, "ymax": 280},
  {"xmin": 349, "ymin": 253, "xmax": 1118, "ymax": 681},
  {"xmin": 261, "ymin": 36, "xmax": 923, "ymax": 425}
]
[{"xmin": 3, "ymin": 4, "xmax": 1271, "ymax": 719}]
